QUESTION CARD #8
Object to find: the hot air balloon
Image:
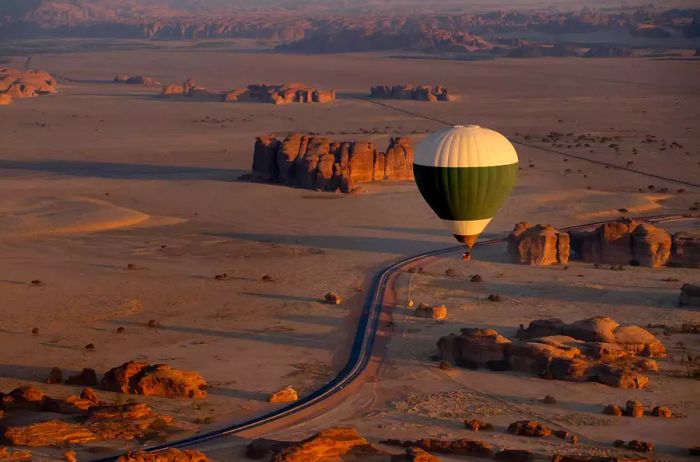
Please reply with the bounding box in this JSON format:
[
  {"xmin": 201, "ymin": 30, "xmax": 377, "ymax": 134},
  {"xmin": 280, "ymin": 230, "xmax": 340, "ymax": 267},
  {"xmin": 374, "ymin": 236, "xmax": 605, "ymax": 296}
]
[{"xmin": 413, "ymin": 125, "xmax": 519, "ymax": 260}]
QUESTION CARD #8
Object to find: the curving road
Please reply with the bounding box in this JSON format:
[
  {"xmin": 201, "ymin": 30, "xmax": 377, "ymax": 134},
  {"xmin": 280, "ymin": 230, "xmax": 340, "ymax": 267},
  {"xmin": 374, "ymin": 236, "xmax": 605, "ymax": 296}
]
[{"xmin": 94, "ymin": 212, "xmax": 697, "ymax": 461}]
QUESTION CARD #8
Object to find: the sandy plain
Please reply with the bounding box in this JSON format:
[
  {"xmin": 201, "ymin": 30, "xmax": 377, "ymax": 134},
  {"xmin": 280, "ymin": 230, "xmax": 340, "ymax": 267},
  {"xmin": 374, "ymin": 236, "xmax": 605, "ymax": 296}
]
[{"xmin": 0, "ymin": 40, "xmax": 699, "ymax": 460}]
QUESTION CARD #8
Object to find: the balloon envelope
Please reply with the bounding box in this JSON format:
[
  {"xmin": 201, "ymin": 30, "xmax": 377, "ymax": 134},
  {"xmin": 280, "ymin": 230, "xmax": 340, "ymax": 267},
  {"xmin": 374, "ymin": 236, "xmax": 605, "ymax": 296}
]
[{"xmin": 413, "ymin": 125, "xmax": 519, "ymax": 247}]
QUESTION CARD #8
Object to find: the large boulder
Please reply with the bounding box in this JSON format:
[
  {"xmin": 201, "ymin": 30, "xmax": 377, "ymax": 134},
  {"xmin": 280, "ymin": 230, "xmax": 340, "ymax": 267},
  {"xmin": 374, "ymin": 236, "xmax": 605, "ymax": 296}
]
[
  {"xmin": 161, "ymin": 84, "xmax": 185, "ymax": 97},
  {"xmin": 507, "ymin": 223, "xmax": 569, "ymax": 265},
  {"xmin": 0, "ymin": 93, "xmax": 12, "ymax": 105},
  {"xmin": 101, "ymin": 361, "xmax": 207, "ymax": 398},
  {"xmin": 631, "ymin": 223, "xmax": 671, "ymax": 267},
  {"xmin": 563, "ymin": 316, "xmax": 620, "ymax": 343},
  {"xmin": 613, "ymin": 325, "xmax": 666, "ymax": 357},
  {"xmin": 670, "ymin": 232, "xmax": 700, "ymax": 268},
  {"xmin": 269, "ymin": 386, "xmax": 298, "ymax": 403}
]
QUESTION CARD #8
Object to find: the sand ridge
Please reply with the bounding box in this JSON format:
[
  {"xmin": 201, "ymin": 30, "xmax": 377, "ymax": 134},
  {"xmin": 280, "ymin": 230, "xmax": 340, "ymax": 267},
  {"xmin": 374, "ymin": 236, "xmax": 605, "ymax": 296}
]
[{"xmin": 0, "ymin": 196, "xmax": 185, "ymax": 238}]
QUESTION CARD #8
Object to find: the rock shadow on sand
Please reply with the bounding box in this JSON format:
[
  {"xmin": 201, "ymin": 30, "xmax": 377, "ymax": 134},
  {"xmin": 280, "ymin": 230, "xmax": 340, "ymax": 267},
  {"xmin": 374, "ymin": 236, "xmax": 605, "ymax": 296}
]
[
  {"xmin": 215, "ymin": 232, "xmax": 446, "ymax": 255},
  {"xmin": 0, "ymin": 159, "xmax": 244, "ymax": 181},
  {"xmin": 105, "ymin": 320, "xmax": 333, "ymax": 350}
]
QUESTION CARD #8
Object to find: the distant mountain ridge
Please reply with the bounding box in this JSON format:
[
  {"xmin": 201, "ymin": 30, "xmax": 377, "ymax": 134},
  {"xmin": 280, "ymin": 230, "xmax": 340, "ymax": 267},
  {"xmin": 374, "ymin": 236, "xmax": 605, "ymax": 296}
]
[{"xmin": 1, "ymin": 0, "xmax": 698, "ymax": 53}]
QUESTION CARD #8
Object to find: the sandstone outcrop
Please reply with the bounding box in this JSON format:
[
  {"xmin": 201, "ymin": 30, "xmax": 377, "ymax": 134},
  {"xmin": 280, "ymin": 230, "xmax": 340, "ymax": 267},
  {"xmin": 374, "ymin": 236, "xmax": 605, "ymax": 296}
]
[
  {"xmin": 680, "ymin": 283, "xmax": 700, "ymax": 307},
  {"xmin": 0, "ymin": 447, "xmax": 32, "ymax": 461},
  {"xmin": 439, "ymin": 316, "xmax": 664, "ymax": 388},
  {"xmin": 251, "ymin": 133, "xmax": 413, "ymax": 192},
  {"xmin": 3, "ymin": 420, "xmax": 96, "ymax": 447},
  {"xmin": 507, "ymin": 223, "xmax": 570, "ymax": 265},
  {"xmin": 382, "ymin": 439, "xmax": 494, "ymax": 458},
  {"xmin": 415, "ymin": 304, "xmax": 447, "ymax": 321},
  {"xmin": 569, "ymin": 219, "xmax": 694, "ymax": 267},
  {"xmin": 507, "ymin": 420, "xmax": 551, "ymax": 437},
  {"xmin": 161, "ymin": 80, "xmax": 335, "ymax": 104},
  {"xmin": 437, "ymin": 328, "xmax": 511, "ymax": 369},
  {"xmin": 272, "ymin": 427, "xmax": 369, "ymax": 461},
  {"xmin": 269, "ymin": 386, "xmax": 298, "ymax": 403},
  {"xmin": 0, "ymin": 68, "xmax": 57, "ymax": 104},
  {"xmin": 117, "ymin": 449, "xmax": 209, "ymax": 462},
  {"xmin": 370, "ymin": 85, "xmax": 453, "ymax": 102},
  {"xmin": 114, "ymin": 75, "xmax": 157, "ymax": 85},
  {"xmin": 0, "ymin": 386, "xmax": 183, "ymax": 449},
  {"xmin": 101, "ymin": 361, "xmax": 207, "ymax": 398},
  {"xmin": 392, "ymin": 447, "xmax": 440, "ymax": 462}
]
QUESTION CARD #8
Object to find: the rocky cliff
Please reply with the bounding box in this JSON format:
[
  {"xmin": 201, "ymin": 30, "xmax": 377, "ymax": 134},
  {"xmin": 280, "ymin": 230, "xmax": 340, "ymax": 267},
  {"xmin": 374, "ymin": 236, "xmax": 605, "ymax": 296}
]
[{"xmin": 251, "ymin": 133, "xmax": 413, "ymax": 192}]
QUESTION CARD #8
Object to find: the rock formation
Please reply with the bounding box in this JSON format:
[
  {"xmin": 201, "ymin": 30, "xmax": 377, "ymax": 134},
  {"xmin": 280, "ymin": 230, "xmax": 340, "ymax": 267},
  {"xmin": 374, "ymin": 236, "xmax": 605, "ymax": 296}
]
[
  {"xmin": 439, "ymin": 316, "xmax": 665, "ymax": 388},
  {"xmin": 382, "ymin": 438, "xmax": 494, "ymax": 458},
  {"xmin": 415, "ymin": 304, "xmax": 447, "ymax": 321},
  {"xmin": 272, "ymin": 427, "xmax": 370, "ymax": 461},
  {"xmin": 251, "ymin": 133, "xmax": 413, "ymax": 192},
  {"xmin": 100, "ymin": 361, "xmax": 207, "ymax": 398},
  {"xmin": 161, "ymin": 80, "xmax": 335, "ymax": 104},
  {"xmin": 0, "ymin": 447, "xmax": 32, "ymax": 461},
  {"xmin": 370, "ymin": 85, "xmax": 453, "ymax": 102},
  {"xmin": 114, "ymin": 75, "xmax": 157, "ymax": 85},
  {"xmin": 0, "ymin": 385, "xmax": 182, "ymax": 449},
  {"xmin": 437, "ymin": 328, "xmax": 511, "ymax": 369},
  {"xmin": 268, "ymin": 386, "xmax": 298, "ymax": 403},
  {"xmin": 569, "ymin": 219, "xmax": 696, "ymax": 268},
  {"xmin": 507, "ymin": 223, "xmax": 570, "ymax": 265},
  {"xmin": 117, "ymin": 449, "xmax": 208, "ymax": 462},
  {"xmin": 0, "ymin": 68, "xmax": 58, "ymax": 105}
]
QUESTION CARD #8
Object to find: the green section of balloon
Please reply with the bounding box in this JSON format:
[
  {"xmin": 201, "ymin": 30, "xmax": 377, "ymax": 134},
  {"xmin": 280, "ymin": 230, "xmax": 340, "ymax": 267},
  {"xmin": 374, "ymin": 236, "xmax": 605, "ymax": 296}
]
[{"xmin": 412, "ymin": 125, "xmax": 519, "ymax": 245}]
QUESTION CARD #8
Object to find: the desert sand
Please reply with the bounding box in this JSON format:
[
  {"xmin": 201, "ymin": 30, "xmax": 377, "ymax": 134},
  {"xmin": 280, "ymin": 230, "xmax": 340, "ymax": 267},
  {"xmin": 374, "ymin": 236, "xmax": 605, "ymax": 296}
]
[{"xmin": 0, "ymin": 39, "xmax": 699, "ymax": 460}]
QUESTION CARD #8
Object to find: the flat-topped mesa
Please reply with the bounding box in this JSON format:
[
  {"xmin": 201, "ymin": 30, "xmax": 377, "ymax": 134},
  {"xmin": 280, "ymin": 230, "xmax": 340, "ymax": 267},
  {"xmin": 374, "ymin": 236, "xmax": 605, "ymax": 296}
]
[
  {"xmin": 0, "ymin": 68, "xmax": 58, "ymax": 105},
  {"xmin": 370, "ymin": 84, "xmax": 454, "ymax": 102},
  {"xmin": 114, "ymin": 75, "xmax": 157, "ymax": 85},
  {"xmin": 161, "ymin": 80, "xmax": 335, "ymax": 104},
  {"xmin": 251, "ymin": 133, "xmax": 414, "ymax": 192}
]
